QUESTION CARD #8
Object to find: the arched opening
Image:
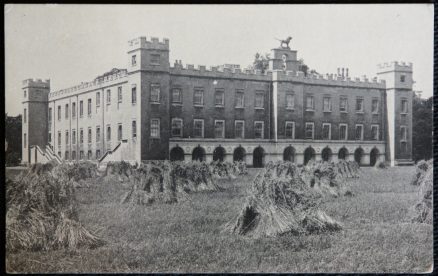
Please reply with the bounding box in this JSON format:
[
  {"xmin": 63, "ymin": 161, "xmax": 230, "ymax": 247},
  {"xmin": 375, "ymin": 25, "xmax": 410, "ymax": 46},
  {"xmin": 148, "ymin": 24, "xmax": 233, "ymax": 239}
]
[
  {"xmin": 283, "ymin": 146, "xmax": 295, "ymax": 162},
  {"xmin": 338, "ymin": 147, "xmax": 349, "ymax": 160},
  {"xmin": 213, "ymin": 146, "xmax": 226, "ymax": 162},
  {"xmin": 370, "ymin": 148, "xmax": 379, "ymax": 166},
  {"xmin": 192, "ymin": 146, "xmax": 206, "ymax": 162},
  {"xmin": 253, "ymin": 147, "xmax": 265, "ymax": 168},
  {"xmin": 170, "ymin": 146, "xmax": 185, "ymax": 161},
  {"xmin": 233, "ymin": 147, "xmax": 246, "ymax": 162},
  {"xmin": 321, "ymin": 147, "xmax": 332, "ymax": 162},
  {"xmin": 354, "ymin": 148, "xmax": 364, "ymax": 165},
  {"xmin": 304, "ymin": 147, "xmax": 316, "ymax": 165}
]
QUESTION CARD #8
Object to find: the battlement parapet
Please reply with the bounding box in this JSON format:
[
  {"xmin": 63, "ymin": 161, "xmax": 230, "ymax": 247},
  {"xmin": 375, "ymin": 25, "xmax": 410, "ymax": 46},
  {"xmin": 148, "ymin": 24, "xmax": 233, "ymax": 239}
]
[
  {"xmin": 377, "ymin": 61, "xmax": 413, "ymax": 72},
  {"xmin": 48, "ymin": 69, "xmax": 128, "ymax": 100},
  {"xmin": 22, "ymin": 78, "xmax": 50, "ymax": 88},
  {"xmin": 127, "ymin": 36, "xmax": 169, "ymax": 52}
]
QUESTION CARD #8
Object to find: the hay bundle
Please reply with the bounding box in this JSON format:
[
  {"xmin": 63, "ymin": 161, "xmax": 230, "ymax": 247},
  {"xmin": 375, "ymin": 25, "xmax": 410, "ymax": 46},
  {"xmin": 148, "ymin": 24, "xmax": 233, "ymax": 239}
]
[
  {"xmin": 172, "ymin": 161, "xmax": 222, "ymax": 192},
  {"xmin": 224, "ymin": 162, "xmax": 342, "ymax": 237},
  {"xmin": 411, "ymin": 159, "xmax": 432, "ymax": 186},
  {"xmin": 374, "ymin": 161, "xmax": 387, "ymax": 169},
  {"xmin": 6, "ymin": 166, "xmax": 104, "ymax": 252},
  {"xmin": 410, "ymin": 164, "xmax": 433, "ymax": 224},
  {"xmin": 210, "ymin": 161, "xmax": 248, "ymax": 179},
  {"xmin": 102, "ymin": 161, "xmax": 137, "ymax": 183},
  {"xmin": 52, "ymin": 162, "xmax": 98, "ymax": 188}
]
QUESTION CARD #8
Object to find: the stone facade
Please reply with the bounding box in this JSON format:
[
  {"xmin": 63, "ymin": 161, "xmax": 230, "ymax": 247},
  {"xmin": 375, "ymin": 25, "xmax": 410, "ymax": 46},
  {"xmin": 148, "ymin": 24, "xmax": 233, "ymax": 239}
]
[{"xmin": 22, "ymin": 36, "xmax": 414, "ymax": 166}]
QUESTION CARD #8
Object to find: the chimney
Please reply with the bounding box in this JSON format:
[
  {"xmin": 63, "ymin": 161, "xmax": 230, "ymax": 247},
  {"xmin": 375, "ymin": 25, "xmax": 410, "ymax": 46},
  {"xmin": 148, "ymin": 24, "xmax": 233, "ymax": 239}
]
[
  {"xmin": 346, "ymin": 68, "xmax": 349, "ymax": 77},
  {"xmin": 342, "ymin": 68, "xmax": 345, "ymax": 77},
  {"xmin": 337, "ymin": 68, "xmax": 341, "ymax": 76}
]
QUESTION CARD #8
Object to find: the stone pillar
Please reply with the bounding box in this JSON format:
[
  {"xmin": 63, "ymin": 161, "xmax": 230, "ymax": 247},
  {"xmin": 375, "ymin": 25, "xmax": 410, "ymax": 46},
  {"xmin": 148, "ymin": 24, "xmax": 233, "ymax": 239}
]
[
  {"xmin": 378, "ymin": 154, "xmax": 386, "ymax": 163},
  {"xmin": 362, "ymin": 154, "xmax": 370, "ymax": 166},
  {"xmin": 184, "ymin": 154, "xmax": 191, "ymax": 163},
  {"xmin": 247, "ymin": 154, "xmax": 254, "ymax": 167},
  {"xmin": 331, "ymin": 155, "xmax": 339, "ymax": 163},
  {"xmin": 225, "ymin": 153, "xmax": 233, "ymax": 163},
  {"xmin": 205, "ymin": 154, "xmax": 213, "ymax": 163},
  {"xmin": 295, "ymin": 153, "xmax": 304, "ymax": 165},
  {"xmin": 315, "ymin": 153, "xmax": 322, "ymax": 162}
]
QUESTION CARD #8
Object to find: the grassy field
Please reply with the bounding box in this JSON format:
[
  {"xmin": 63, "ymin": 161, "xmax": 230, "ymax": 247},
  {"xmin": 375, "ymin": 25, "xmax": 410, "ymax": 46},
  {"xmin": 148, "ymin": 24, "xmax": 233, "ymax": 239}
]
[{"xmin": 6, "ymin": 166, "xmax": 433, "ymax": 273}]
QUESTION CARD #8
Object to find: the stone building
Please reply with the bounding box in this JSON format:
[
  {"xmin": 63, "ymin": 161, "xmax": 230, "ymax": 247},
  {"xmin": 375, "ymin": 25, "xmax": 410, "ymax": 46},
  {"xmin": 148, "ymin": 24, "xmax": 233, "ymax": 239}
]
[{"xmin": 22, "ymin": 36, "xmax": 413, "ymax": 167}]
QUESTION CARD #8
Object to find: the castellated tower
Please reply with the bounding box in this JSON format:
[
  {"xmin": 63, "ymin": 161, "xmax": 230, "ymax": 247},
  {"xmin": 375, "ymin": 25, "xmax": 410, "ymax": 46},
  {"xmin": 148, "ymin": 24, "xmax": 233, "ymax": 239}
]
[
  {"xmin": 21, "ymin": 79, "xmax": 50, "ymax": 164},
  {"xmin": 377, "ymin": 62, "xmax": 414, "ymax": 166},
  {"xmin": 127, "ymin": 37, "xmax": 171, "ymax": 160}
]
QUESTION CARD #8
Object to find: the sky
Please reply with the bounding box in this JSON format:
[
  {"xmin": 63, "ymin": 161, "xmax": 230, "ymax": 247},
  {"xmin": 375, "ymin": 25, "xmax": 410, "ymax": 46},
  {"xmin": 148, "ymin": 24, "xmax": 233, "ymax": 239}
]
[{"xmin": 5, "ymin": 4, "xmax": 434, "ymax": 116}]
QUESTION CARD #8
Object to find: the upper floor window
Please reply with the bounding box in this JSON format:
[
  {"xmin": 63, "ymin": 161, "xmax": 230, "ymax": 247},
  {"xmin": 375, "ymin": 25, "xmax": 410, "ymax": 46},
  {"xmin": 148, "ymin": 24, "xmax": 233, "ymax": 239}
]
[
  {"xmin": 88, "ymin": 128, "xmax": 92, "ymax": 144},
  {"xmin": 48, "ymin": 108, "xmax": 52, "ymax": 124},
  {"xmin": 150, "ymin": 84, "xmax": 160, "ymax": 103},
  {"xmin": 58, "ymin": 106, "xmax": 61, "ymax": 120},
  {"xmin": 72, "ymin": 103, "xmax": 76, "ymax": 118},
  {"xmin": 286, "ymin": 93, "xmax": 295, "ymax": 110},
  {"xmin": 371, "ymin": 124, "xmax": 379, "ymax": 140},
  {"xmin": 96, "ymin": 150, "xmax": 101, "ymax": 159},
  {"xmin": 80, "ymin": 129, "xmax": 84, "ymax": 144},
  {"xmin": 24, "ymin": 90, "xmax": 27, "ymax": 98},
  {"xmin": 131, "ymin": 55, "xmax": 137, "ymax": 66},
  {"xmin": 132, "ymin": 120, "xmax": 137, "ymax": 139},
  {"xmin": 87, "ymin": 99, "xmax": 92, "ymax": 116},
  {"xmin": 340, "ymin": 97, "xmax": 348, "ymax": 112},
  {"xmin": 150, "ymin": 119, "xmax": 160, "ymax": 138},
  {"xmin": 400, "ymin": 75, "xmax": 406, "ymax": 83},
  {"xmin": 193, "ymin": 88, "xmax": 204, "ymax": 106},
  {"xmin": 356, "ymin": 97, "xmax": 364, "ymax": 113},
  {"xmin": 57, "ymin": 132, "xmax": 61, "ymax": 146},
  {"xmin": 355, "ymin": 124, "xmax": 364, "ymax": 140},
  {"xmin": 171, "ymin": 118, "xmax": 183, "ymax": 137},
  {"xmin": 323, "ymin": 97, "xmax": 332, "ymax": 112},
  {"xmin": 172, "ymin": 88, "xmax": 182, "ymax": 104},
  {"xmin": 65, "ymin": 151, "xmax": 69, "ymax": 160},
  {"xmin": 339, "ymin": 124, "xmax": 348, "ymax": 140},
  {"xmin": 254, "ymin": 121, "xmax": 264, "ymax": 139},
  {"xmin": 118, "ymin": 124, "xmax": 123, "ymax": 141},
  {"xmin": 214, "ymin": 120, "xmax": 225, "ymax": 138},
  {"xmin": 215, "ymin": 90, "xmax": 225, "ymax": 107},
  {"xmin": 23, "ymin": 133, "xmax": 26, "ymax": 148},
  {"xmin": 87, "ymin": 150, "xmax": 92, "ymax": 160},
  {"xmin": 106, "ymin": 125, "xmax": 111, "ymax": 141},
  {"xmin": 401, "ymin": 98, "xmax": 408, "ymax": 113},
  {"xmin": 285, "ymin": 121, "xmax": 295, "ymax": 139},
  {"xmin": 80, "ymin": 151, "xmax": 84, "ymax": 160},
  {"xmin": 96, "ymin": 92, "xmax": 100, "ymax": 107},
  {"xmin": 23, "ymin": 108, "xmax": 27, "ymax": 123},
  {"xmin": 235, "ymin": 90, "xmax": 244, "ymax": 108},
  {"xmin": 400, "ymin": 126, "xmax": 408, "ymax": 141},
  {"xmin": 79, "ymin": 101, "xmax": 84, "ymax": 117},
  {"xmin": 372, "ymin": 98, "xmax": 379, "ymax": 114},
  {"xmin": 118, "ymin": 87, "xmax": 123, "ymax": 103},
  {"xmin": 305, "ymin": 122, "xmax": 314, "ymax": 139},
  {"xmin": 72, "ymin": 130, "xmax": 76, "ymax": 145},
  {"xmin": 150, "ymin": 54, "xmax": 160, "ymax": 65},
  {"xmin": 255, "ymin": 92, "xmax": 264, "ymax": 109},
  {"xmin": 193, "ymin": 119, "xmax": 204, "ymax": 138},
  {"xmin": 235, "ymin": 120, "xmax": 245, "ymax": 139},
  {"xmin": 322, "ymin": 123, "xmax": 331, "ymax": 140},
  {"xmin": 106, "ymin": 89, "xmax": 111, "ymax": 104},
  {"xmin": 64, "ymin": 104, "xmax": 69, "ymax": 119},
  {"xmin": 131, "ymin": 85, "xmax": 137, "ymax": 104},
  {"xmin": 65, "ymin": 131, "xmax": 69, "ymax": 145},
  {"xmin": 96, "ymin": 126, "xmax": 101, "ymax": 142},
  {"xmin": 306, "ymin": 95, "xmax": 314, "ymax": 111}
]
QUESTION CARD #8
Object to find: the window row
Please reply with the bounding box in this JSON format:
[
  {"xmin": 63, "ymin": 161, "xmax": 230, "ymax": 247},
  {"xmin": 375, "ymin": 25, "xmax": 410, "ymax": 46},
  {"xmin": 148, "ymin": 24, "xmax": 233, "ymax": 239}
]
[
  {"xmin": 303, "ymin": 123, "xmax": 380, "ymax": 141},
  {"xmin": 58, "ymin": 149, "xmax": 102, "ymax": 161},
  {"xmin": 303, "ymin": 95, "xmax": 381, "ymax": 114}
]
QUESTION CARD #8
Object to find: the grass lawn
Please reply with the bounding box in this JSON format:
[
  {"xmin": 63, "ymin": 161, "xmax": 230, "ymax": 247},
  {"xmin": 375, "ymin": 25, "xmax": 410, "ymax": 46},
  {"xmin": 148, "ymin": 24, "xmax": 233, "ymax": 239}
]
[{"xmin": 6, "ymin": 166, "xmax": 433, "ymax": 273}]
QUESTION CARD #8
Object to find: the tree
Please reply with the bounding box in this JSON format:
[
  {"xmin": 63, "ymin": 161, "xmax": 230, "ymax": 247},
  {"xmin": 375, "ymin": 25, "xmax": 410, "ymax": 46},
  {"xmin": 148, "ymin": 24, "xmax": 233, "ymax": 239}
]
[
  {"xmin": 252, "ymin": 52, "xmax": 270, "ymax": 73},
  {"xmin": 412, "ymin": 95, "xmax": 433, "ymax": 161},
  {"xmin": 5, "ymin": 114, "xmax": 22, "ymax": 166}
]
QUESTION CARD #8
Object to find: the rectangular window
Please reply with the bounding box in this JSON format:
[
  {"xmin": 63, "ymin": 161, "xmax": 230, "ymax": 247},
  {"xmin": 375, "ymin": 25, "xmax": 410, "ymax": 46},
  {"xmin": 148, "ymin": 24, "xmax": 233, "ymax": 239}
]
[
  {"xmin": 285, "ymin": 121, "xmax": 295, "ymax": 139},
  {"xmin": 72, "ymin": 130, "xmax": 76, "ymax": 145},
  {"xmin": 371, "ymin": 125, "xmax": 379, "ymax": 140},
  {"xmin": 65, "ymin": 104, "xmax": 69, "ymax": 119},
  {"xmin": 118, "ymin": 124, "xmax": 123, "ymax": 141},
  {"xmin": 65, "ymin": 131, "xmax": 69, "ymax": 145},
  {"xmin": 340, "ymin": 97, "xmax": 348, "ymax": 112},
  {"xmin": 356, "ymin": 97, "xmax": 364, "ymax": 112},
  {"xmin": 306, "ymin": 96, "xmax": 314, "ymax": 111},
  {"xmin": 235, "ymin": 120, "xmax": 245, "ymax": 139},
  {"xmin": 322, "ymin": 123, "xmax": 331, "ymax": 140},
  {"xmin": 87, "ymin": 99, "xmax": 92, "ymax": 116},
  {"xmin": 372, "ymin": 98, "xmax": 379, "ymax": 114},
  {"xmin": 118, "ymin": 87, "xmax": 123, "ymax": 103},
  {"xmin": 193, "ymin": 88, "xmax": 204, "ymax": 105},
  {"xmin": 72, "ymin": 151, "xmax": 76, "ymax": 160},
  {"xmin": 150, "ymin": 119, "xmax": 160, "ymax": 138},
  {"xmin": 96, "ymin": 92, "xmax": 100, "ymax": 107},
  {"xmin": 150, "ymin": 54, "xmax": 160, "ymax": 65},
  {"xmin": 58, "ymin": 131, "xmax": 61, "ymax": 146},
  {"xmin": 193, "ymin": 119, "xmax": 204, "ymax": 138},
  {"xmin": 48, "ymin": 108, "xmax": 52, "ymax": 124},
  {"xmin": 72, "ymin": 103, "xmax": 76, "ymax": 118},
  {"xmin": 214, "ymin": 120, "xmax": 225, "ymax": 138},
  {"xmin": 305, "ymin": 122, "xmax": 314, "ymax": 139},
  {"xmin": 131, "ymin": 85, "xmax": 137, "ymax": 104},
  {"xmin": 58, "ymin": 151, "xmax": 62, "ymax": 158},
  {"xmin": 401, "ymin": 98, "xmax": 408, "ymax": 113},
  {"xmin": 255, "ymin": 92, "xmax": 264, "ymax": 108},
  {"xmin": 96, "ymin": 126, "xmax": 100, "ymax": 142},
  {"xmin": 323, "ymin": 97, "xmax": 332, "ymax": 112},
  {"xmin": 400, "ymin": 75, "xmax": 406, "ymax": 82},
  {"xmin": 106, "ymin": 125, "xmax": 111, "ymax": 141},
  {"xmin": 171, "ymin": 118, "xmax": 183, "ymax": 137},
  {"xmin": 23, "ymin": 133, "xmax": 26, "ymax": 148},
  {"xmin": 79, "ymin": 101, "xmax": 83, "ymax": 117},
  {"xmin": 106, "ymin": 89, "xmax": 111, "ymax": 104},
  {"xmin": 215, "ymin": 90, "xmax": 225, "ymax": 106},
  {"xmin": 80, "ymin": 151, "xmax": 84, "ymax": 160},
  {"xmin": 24, "ymin": 90, "xmax": 27, "ymax": 98},
  {"xmin": 132, "ymin": 120, "xmax": 137, "ymax": 139},
  {"xmin": 355, "ymin": 124, "xmax": 364, "ymax": 140},
  {"xmin": 88, "ymin": 128, "xmax": 92, "ymax": 144},
  {"xmin": 65, "ymin": 151, "xmax": 69, "ymax": 160},
  {"xmin": 235, "ymin": 90, "xmax": 244, "ymax": 108},
  {"xmin": 58, "ymin": 106, "xmax": 61, "ymax": 120},
  {"xmin": 401, "ymin": 141, "xmax": 408, "ymax": 153},
  {"xmin": 339, "ymin": 124, "xmax": 348, "ymax": 140},
  {"xmin": 80, "ymin": 129, "xmax": 84, "ymax": 144},
  {"xmin": 131, "ymin": 55, "xmax": 137, "ymax": 66},
  {"xmin": 96, "ymin": 150, "xmax": 101, "ymax": 159},
  {"xmin": 87, "ymin": 150, "xmax": 92, "ymax": 160},
  {"xmin": 23, "ymin": 108, "xmax": 27, "ymax": 123},
  {"xmin": 400, "ymin": 126, "xmax": 408, "ymax": 141},
  {"xmin": 150, "ymin": 84, "xmax": 160, "ymax": 103},
  {"xmin": 286, "ymin": 93, "xmax": 295, "ymax": 109},
  {"xmin": 48, "ymin": 132, "xmax": 52, "ymax": 143},
  {"xmin": 172, "ymin": 88, "xmax": 182, "ymax": 103},
  {"xmin": 254, "ymin": 121, "xmax": 264, "ymax": 139}
]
